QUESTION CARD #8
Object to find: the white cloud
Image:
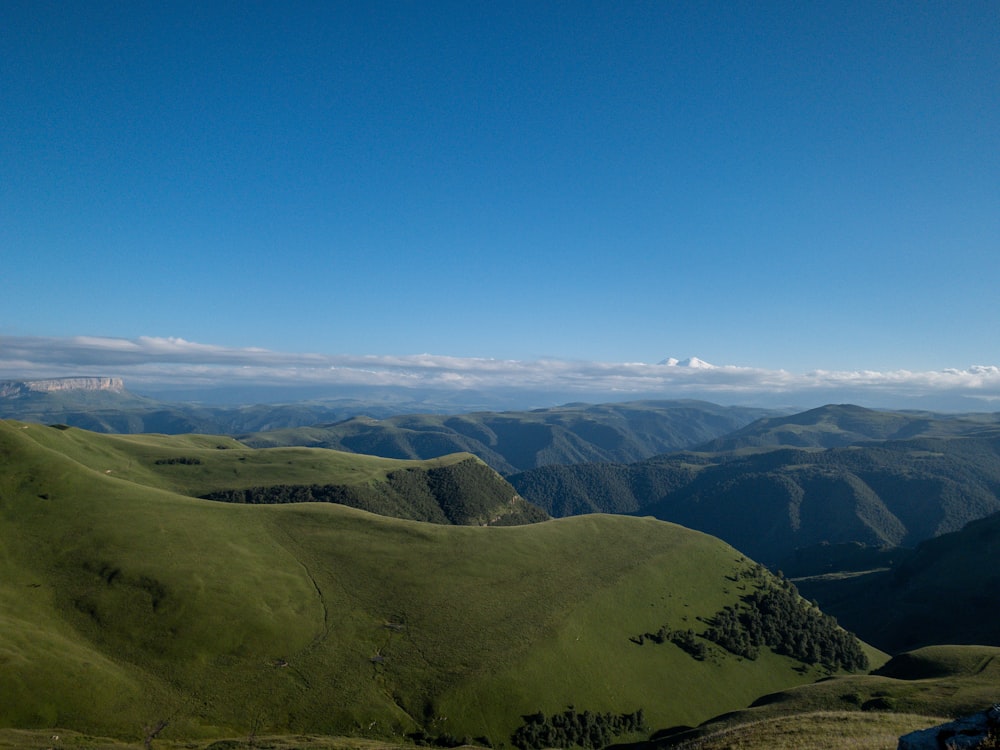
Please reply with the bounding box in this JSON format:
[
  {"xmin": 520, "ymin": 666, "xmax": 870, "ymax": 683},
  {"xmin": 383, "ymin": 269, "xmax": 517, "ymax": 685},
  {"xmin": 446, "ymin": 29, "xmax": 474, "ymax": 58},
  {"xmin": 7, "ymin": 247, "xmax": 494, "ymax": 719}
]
[{"xmin": 1, "ymin": 335, "xmax": 999, "ymax": 410}]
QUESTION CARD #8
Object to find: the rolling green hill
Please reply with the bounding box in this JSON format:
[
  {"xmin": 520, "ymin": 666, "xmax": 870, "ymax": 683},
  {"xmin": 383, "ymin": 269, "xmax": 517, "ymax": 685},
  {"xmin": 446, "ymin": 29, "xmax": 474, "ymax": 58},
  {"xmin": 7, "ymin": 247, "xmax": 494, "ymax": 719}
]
[
  {"xmin": 0, "ymin": 420, "xmax": 875, "ymax": 746},
  {"xmin": 239, "ymin": 400, "xmax": 777, "ymax": 474},
  {"xmin": 4, "ymin": 422, "xmax": 545, "ymax": 526},
  {"xmin": 511, "ymin": 435, "xmax": 1000, "ymax": 566}
]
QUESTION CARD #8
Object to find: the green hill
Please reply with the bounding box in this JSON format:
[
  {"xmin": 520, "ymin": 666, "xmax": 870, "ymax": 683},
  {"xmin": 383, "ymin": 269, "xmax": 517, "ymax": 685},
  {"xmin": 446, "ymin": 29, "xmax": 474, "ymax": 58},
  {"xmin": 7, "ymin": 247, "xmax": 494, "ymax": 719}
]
[
  {"xmin": 5, "ymin": 422, "xmax": 545, "ymax": 527},
  {"xmin": 0, "ymin": 421, "xmax": 875, "ymax": 746},
  {"xmin": 239, "ymin": 401, "xmax": 777, "ymax": 474}
]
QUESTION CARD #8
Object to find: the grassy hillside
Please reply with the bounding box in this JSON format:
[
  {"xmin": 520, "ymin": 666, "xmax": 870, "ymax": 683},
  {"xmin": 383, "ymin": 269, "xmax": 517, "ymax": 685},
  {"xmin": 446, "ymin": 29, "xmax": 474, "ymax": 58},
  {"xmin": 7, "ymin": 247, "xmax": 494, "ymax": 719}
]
[
  {"xmin": 656, "ymin": 644, "xmax": 1000, "ymax": 749},
  {"xmin": 240, "ymin": 401, "xmax": 777, "ymax": 474},
  {"xmin": 0, "ymin": 421, "xmax": 875, "ymax": 746},
  {"xmin": 512, "ymin": 435, "xmax": 1000, "ymax": 566},
  {"xmin": 5, "ymin": 422, "xmax": 545, "ymax": 526}
]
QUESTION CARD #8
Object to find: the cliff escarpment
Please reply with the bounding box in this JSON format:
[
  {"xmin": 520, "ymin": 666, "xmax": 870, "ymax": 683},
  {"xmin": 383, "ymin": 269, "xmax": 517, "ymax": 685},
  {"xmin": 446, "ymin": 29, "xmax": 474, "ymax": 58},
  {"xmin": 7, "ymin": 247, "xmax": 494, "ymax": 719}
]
[{"xmin": 0, "ymin": 376, "xmax": 124, "ymax": 397}]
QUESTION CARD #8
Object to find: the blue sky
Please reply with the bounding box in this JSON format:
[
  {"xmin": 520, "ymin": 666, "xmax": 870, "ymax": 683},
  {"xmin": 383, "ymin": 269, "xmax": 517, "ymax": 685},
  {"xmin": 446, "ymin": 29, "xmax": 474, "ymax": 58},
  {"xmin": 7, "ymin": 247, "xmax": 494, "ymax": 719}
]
[{"xmin": 2, "ymin": 1, "xmax": 999, "ymax": 404}]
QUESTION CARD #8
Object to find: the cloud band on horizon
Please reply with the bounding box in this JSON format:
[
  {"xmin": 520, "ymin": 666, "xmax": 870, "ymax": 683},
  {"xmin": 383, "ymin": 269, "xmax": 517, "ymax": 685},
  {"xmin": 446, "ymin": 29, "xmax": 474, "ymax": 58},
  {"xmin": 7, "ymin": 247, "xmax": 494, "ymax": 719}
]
[{"xmin": 1, "ymin": 335, "xmax": 999, "ymax": 409}]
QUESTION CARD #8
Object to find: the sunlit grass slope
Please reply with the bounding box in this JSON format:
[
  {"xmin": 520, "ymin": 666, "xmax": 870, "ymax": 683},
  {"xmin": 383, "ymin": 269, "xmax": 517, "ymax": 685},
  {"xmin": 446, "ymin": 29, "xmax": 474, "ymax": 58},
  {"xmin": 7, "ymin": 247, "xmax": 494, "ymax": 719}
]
[
  {"xmin": 1, "ymin": 421, "xmax": 873, "ymax": 746},
  {"xmin": 8, "ymin": 421, "xmax": 464, "ymax": 494},
  {"xmin": 7, "ymin": 421, "xmax": 543, "ymax": 525}
]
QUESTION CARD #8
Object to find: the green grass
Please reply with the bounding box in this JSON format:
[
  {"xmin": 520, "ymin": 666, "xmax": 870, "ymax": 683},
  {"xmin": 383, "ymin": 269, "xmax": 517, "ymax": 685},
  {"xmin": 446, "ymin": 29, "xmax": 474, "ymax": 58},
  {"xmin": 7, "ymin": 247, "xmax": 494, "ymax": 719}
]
[
  {"xmin": 659, "ymin": 644, "xmax": 1000, "ymax": 748},
  {"xmin": 667, "ymin": 711, "xmax": 948, "ymax": 750},
  {"xmin": 7, "ymin": 421, "xmax": 470, "ymax": 495},
  {"xmin": 0, "ymin": 421, "xmax": 876, "ymax": 746}
]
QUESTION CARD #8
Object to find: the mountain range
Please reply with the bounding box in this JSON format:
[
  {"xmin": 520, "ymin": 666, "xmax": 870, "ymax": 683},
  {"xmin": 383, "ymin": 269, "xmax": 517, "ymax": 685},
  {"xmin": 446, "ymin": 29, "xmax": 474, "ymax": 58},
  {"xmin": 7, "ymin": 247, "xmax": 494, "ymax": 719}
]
[
  {"xmin": 508, "ymin": 406, "xmax": 1000, "ymax": 565},
  {"xmin": 0, "ymin": 379, "xmax": 779, "ymax": 459}
]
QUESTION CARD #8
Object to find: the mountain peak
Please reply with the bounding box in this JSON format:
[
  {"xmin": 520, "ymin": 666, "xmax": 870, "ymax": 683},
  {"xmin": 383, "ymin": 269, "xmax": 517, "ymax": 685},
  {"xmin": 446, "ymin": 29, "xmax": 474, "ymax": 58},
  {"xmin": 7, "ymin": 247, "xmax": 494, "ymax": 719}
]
[{"xmin": 659, "ymin": 356, "xmax": 716, "ymax": 369}]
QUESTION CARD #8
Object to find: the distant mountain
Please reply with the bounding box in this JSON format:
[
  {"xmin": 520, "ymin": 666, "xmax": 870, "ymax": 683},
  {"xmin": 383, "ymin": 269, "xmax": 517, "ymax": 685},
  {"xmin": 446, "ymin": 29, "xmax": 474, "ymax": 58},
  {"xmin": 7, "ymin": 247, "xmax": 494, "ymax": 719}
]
[
  {"xmin": 796, "ymin": 510, "xmax": 1000, "ymax": 652},
  {"xmin": 510, "ymin": 433, "xmax": 1000, "ymax": 566},
  {"xmin": 0, "ymin": 377, "xmax": 473, "ymax": 433},
  {"xmin": 0, "ymin": 376, "xmax": 125, "ymax": 396},
  {"xmin": 239, "ymin": 400, "xmax": 779, "ymax": 474},
  {"xmin": 693, "ymin": 403, "xmax": 1000, "ymax": 452},
  {"xmin": 659, "ymin": 356, "xmax": 717, "ymax": 368}
]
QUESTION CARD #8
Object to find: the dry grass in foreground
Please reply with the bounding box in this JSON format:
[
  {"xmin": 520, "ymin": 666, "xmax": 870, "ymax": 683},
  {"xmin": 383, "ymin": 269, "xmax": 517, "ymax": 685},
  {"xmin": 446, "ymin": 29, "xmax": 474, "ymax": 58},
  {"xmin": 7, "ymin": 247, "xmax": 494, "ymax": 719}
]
[{"xmin": 670, "ymin": 710, "xmax": 948, "ymax": 750}]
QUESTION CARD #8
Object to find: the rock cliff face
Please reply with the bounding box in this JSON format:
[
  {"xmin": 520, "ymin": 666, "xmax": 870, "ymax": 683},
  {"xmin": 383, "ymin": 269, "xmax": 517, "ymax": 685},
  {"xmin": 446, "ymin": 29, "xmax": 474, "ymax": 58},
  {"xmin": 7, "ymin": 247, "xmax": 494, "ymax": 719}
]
[{"xmin": 0, "ymin": 377, "xmax": 125, "ymax": 398}]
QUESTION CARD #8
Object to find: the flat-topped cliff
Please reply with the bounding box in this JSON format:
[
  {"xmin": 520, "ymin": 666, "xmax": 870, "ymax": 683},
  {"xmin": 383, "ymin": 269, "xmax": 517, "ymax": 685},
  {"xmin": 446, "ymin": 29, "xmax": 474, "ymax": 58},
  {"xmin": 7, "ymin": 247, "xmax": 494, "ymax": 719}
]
[{"xmin": 0, "ymin": 377, "xmax": 124, "ymax": 397}]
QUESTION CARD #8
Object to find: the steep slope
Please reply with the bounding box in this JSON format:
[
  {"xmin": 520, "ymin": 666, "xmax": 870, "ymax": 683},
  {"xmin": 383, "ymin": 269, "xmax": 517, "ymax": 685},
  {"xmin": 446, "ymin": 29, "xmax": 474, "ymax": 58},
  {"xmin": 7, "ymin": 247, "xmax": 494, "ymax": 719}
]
[
  {"xmin": 796, "ymin": 510, "xmax": 1000, "ymax": 652},
  {"xmin": 242, "ymin": 400, "xmax": 776, "ymax": 474},
  {"xmin": 511, "ymin": 435, "xmax": 1000, "ymax": 566},
  {"xmin": 0, "ymin": 420, "xmax": 872, "ymax": 745}
]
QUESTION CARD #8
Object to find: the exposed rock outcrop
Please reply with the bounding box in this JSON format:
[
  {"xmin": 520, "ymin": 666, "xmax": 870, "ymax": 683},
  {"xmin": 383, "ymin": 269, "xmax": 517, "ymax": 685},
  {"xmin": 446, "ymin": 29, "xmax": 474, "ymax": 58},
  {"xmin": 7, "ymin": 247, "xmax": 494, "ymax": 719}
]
[
  {"xmin": 0, "ymin": 377, "xmax": 124, "ymax": 398},
  {"xmin": 898, "ymin": 705, "xmax": 1000, "ymax": 749}
]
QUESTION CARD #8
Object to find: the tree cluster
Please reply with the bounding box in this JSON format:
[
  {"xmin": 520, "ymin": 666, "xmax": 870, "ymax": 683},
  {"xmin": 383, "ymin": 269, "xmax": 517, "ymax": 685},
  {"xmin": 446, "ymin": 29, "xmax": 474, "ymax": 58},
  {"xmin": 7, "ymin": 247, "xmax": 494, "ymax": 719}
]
[
  {"xmin": 154, "ymin": 456, "xmax": 202, "ymax": 465},
  {"xmin": 702, "ymin": 576, "xmax": 869, "ymax": 671},
  {"xmin": 406, "ymin": 731, "xmax": 492, "ymax": 748},
  {"xmin": 511, "ymin": 707, "xmax": 645, "ymax": 750},
  {"xmin": 201, "ymin": 483, "xmax": 370, "ymax": 506},
  {"xmin": 199, "ymin": 459, "xmax": 547, "ymax": 527},
  {"xmin": 630, "ymin": 627, "xmax": 707, "ymax": 660}
]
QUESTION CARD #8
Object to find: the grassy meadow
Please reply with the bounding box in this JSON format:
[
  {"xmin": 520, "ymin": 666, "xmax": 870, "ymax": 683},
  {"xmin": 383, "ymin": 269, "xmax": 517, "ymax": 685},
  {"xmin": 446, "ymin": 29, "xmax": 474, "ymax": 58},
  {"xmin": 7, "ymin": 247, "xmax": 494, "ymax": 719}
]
[{"xmin": 1, "ymin": 421, "xmax": 878, "ymax": 747}]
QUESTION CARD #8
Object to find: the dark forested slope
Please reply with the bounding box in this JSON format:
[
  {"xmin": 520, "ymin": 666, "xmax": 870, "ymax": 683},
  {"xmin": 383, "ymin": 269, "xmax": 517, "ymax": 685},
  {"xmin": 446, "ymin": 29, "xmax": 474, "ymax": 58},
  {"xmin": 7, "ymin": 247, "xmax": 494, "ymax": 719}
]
[
  {"xmin": 511, "ymin": 435, "xmax": 1000, "ymax": 566},
  {"xmin": 796, "ymin": 510, "xmax": 1000, "ymax": 652}
]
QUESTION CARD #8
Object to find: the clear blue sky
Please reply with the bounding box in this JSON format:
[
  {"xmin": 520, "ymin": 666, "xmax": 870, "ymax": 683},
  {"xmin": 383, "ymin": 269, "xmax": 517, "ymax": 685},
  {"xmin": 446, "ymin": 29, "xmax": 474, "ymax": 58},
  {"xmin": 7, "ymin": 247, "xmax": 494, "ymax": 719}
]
[{"xmin": 3, "ymin": 1, "xmax": 998, "ymax": 372}]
